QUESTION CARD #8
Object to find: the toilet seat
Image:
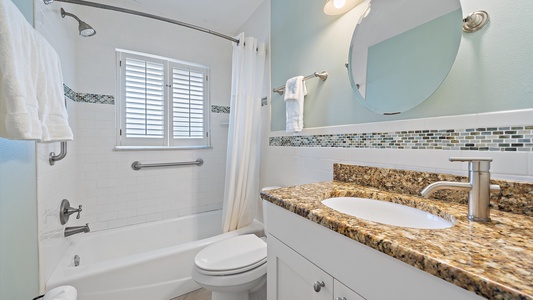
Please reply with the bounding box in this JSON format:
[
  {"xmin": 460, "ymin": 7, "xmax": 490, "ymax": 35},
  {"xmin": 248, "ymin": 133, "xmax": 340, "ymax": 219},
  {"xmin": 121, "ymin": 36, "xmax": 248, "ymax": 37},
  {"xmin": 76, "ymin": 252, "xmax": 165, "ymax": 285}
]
[{"xmin": 195, "ymin": 234, "xmax": 267, "ymax": 276}]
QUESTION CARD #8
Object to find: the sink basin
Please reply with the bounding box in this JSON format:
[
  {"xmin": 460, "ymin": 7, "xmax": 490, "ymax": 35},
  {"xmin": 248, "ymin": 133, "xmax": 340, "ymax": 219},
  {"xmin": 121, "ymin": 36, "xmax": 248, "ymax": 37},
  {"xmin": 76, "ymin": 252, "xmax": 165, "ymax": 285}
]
[{"xmin": 321, "ymin": 197, "xmax": 453, "ymax": 229}]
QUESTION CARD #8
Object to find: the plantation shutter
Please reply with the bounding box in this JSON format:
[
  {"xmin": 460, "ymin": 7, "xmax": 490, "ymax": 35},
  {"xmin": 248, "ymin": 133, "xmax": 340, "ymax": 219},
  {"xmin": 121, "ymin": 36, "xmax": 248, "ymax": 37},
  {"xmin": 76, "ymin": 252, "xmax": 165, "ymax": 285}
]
[
  {"xmin": 123, "ymin": 56, "xmax": 166, "ymax": 145},
  {"xmin": 171, "ymin": 64, "xmax": 208, "ymax": 146},
  {"xmin": 117, "ymin": 50, "xmax": 210, "ymax": 148}
]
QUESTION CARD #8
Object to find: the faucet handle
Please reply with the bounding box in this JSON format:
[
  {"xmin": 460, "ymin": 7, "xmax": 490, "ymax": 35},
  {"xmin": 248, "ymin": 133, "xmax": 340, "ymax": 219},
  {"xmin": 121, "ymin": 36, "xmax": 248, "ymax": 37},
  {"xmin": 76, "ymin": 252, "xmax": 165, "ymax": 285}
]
[
  {"xmin": 75, "ymin": 205, "xmax": 82, "ymax": 219},
  {"xmin": 449, "ymin": 157, "xmax": 493, "ymax": 172},
  {"xmin": 449, "ymin": 157, "xmax": 493, "ymax": 162},
  {"xmin": 59, "ymin": 199, "xmax": 83, "ymax": 225}
]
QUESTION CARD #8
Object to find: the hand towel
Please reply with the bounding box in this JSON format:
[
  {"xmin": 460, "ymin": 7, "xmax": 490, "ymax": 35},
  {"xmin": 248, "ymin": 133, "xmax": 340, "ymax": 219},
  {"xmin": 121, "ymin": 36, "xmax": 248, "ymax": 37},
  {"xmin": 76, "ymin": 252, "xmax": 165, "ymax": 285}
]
[
  {"xmin": 284, "ymin": 76, "xmax": 307, "ymax": 133},
  {"xmin": 0, "ymin": 0, "xmax": 73, "ymax": 142}
]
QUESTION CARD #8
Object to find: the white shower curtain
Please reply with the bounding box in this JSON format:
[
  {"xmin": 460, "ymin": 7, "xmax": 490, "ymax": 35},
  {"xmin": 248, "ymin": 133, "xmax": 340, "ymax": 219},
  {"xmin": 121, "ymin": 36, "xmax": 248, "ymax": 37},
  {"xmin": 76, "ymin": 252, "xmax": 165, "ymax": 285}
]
[{"xmin": 222, "ymin": 33, "xmax": 266, "ymax": 232}]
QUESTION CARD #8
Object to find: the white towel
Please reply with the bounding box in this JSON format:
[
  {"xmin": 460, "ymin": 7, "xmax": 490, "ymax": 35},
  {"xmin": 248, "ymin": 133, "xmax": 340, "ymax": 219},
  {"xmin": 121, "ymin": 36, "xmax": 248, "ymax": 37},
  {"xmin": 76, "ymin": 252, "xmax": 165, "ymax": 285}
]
[
  {"xmin": 0, "ymin": 0, "xmax": 73, "ymax": 142},
  {"xmin": 284, "ymin": 76, "xmax": 307, "ymax": 133},
  {"xmin": 34, "ymin": 34, "xmax": 73, "ymax": 142}
]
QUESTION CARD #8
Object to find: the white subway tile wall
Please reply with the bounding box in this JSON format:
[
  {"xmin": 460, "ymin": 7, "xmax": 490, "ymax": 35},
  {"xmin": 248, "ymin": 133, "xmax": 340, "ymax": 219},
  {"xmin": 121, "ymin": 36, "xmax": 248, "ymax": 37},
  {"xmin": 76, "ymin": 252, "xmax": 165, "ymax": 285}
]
[
  {"xmin": 34, "ymin": 1, "xmax": 79, "ymax": 290},
  {"xmin": 74, "ymin": 102, "xmax": 227, "ymax": 231},
  {"xmin": 35, "ymin": 99, "xmax": 78, "ymax": 289}
]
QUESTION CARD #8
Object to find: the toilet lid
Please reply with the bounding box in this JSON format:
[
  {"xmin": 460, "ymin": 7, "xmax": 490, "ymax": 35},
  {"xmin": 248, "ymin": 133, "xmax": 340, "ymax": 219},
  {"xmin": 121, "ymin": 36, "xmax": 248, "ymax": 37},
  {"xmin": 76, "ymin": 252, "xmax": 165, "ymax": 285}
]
[{"xmin": 195, "ymin": 234, "xmax": 267, "ymax": 274}]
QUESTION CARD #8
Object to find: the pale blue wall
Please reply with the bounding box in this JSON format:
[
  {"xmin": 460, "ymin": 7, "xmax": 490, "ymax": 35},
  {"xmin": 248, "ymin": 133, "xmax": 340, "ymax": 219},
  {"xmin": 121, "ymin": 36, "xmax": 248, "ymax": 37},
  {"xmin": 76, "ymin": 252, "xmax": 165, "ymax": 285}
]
[
  {"xmin": 0, "ymin": 1, "xmax": 39, "ymax": 299},
  {"xmin": 271, "ymin": 0, "xmax": 533, "ymax": 131}
]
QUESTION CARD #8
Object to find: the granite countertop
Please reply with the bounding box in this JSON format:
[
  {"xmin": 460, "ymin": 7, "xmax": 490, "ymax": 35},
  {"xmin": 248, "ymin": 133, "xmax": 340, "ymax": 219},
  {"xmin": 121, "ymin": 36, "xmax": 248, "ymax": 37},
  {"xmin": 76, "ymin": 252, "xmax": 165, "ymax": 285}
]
[{"xmin": 261, "ymin": 181, "xmax": 533, "ymax": 300}]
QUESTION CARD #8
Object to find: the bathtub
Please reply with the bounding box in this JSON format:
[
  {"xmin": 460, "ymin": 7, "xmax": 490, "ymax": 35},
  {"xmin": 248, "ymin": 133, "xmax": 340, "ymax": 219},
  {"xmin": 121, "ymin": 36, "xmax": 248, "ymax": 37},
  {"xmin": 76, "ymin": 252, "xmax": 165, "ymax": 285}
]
[{"xmin": 46, "ymin": 210, "xmax": 264, "ymax": 300}]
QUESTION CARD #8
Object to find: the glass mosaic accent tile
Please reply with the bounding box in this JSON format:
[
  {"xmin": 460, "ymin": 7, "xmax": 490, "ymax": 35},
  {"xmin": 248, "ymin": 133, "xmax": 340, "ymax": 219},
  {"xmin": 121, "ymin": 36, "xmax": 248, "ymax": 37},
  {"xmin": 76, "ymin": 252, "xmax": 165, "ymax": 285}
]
[
  {"xmin": 270, "ymin": 127, "xmax": 533, "ymax": 152},
  {"xmin": 211, "ymin": 105, "xmax": 230, "ymax": 114},
  {"xmin": 63, "ymin": 84, "xmax": 76, "ymax": 101},
  {"xmin": 63, "ymin": 84, "xmax": 114, "ymax": 105},
  {"xmin": 76, "ymin": 93, "xmax": 115, "ymax": 105}
]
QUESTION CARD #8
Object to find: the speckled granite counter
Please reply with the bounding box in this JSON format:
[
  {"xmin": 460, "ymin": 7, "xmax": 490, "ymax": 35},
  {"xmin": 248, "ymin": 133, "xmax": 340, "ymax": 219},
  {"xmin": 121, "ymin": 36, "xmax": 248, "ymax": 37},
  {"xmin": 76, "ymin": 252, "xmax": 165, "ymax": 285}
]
[{"xmin": 260, "ymin": 165, "xmax": 533, "ymax": 300}]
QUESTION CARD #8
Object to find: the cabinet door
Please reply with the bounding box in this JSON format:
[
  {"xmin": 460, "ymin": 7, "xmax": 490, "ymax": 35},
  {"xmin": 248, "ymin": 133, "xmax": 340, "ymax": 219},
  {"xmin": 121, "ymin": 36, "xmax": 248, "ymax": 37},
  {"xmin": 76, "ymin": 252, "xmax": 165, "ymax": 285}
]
[
  {"xmin": 334, "ymin": 279, "xmax": 366, "ymax": 300},
  {"xmin": 268, "ymin": 234, "xmax": 333, "ymax": 300}
]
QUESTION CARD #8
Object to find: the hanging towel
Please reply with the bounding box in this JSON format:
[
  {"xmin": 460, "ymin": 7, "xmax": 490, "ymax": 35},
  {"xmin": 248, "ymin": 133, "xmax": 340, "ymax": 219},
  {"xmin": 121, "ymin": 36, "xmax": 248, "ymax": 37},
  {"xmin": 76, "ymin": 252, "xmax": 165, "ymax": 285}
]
[
  {"xmin": 284, "ymin": 76, "xmax": 307, "ymax": 133},
  {"xmin": 0, "ymin": 0, "xmax": 73, "ymax": 142},
  {"xmin": 34, "ymin": 34, "xmax": 73, "ymax": 142}
]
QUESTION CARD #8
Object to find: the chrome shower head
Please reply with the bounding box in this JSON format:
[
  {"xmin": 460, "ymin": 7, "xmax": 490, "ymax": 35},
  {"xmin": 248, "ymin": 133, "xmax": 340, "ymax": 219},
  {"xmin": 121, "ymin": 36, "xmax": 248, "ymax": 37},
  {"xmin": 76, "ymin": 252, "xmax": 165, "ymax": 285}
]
[{"xmin": 60, "ymin": 8, "xmax": 96, "ymax": 37}]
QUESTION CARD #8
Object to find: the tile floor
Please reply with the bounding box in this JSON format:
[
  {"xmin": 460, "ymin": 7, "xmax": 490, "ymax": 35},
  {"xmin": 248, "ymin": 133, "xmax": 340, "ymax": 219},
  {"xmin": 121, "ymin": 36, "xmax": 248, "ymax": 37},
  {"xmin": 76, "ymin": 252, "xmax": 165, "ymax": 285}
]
[{"xmin": 170, "ymin": 288, "xmax": 211, "ymax": 300}]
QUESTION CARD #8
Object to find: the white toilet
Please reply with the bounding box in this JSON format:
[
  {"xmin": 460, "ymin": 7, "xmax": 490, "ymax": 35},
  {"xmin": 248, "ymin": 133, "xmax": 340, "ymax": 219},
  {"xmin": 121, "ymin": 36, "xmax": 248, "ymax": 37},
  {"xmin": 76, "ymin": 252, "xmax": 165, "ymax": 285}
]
[{"xmin": 191, "ymin": 187, "xmax": 280, "ymax": 300}]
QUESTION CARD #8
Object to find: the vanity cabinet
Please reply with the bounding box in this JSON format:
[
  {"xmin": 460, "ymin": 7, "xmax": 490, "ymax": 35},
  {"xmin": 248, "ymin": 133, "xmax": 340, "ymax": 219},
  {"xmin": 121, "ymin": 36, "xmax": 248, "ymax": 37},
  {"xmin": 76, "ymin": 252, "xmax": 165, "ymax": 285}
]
[
  {"xmin": 264, "ymin": 202, "xmax": 484, "ymax": 300},
  {"xmin": 268, "ymin": 233, "xmax": 365, "ymax": 300}
]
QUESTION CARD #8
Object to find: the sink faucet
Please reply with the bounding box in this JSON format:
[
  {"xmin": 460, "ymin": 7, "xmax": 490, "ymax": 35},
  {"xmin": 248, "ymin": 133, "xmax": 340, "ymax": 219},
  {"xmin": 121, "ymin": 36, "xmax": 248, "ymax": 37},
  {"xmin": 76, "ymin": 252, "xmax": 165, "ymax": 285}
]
[
  {"xmin": 65, "ymin": 223, "xmax": 90, "ymax": 237},
  {"xmin": 420, "ymin": 157, "xmax": 500, "ymax": 222}
]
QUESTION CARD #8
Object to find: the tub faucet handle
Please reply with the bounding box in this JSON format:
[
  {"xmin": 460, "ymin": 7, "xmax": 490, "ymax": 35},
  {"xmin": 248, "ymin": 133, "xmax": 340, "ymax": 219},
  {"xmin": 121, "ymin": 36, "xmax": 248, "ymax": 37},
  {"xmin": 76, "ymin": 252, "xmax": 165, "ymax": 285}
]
[{"xmin": 59, "ymin": 199, "xmax": 83, "ymax": 225}]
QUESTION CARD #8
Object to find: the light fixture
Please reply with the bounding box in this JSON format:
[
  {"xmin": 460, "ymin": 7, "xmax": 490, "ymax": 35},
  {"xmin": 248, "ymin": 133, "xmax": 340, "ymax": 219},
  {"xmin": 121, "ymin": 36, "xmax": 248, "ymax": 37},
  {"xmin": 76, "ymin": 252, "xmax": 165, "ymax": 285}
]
[
  {"xmin": 324, "ymin": 0, "xmax": 365, "ymax": 15},
  {"xmin": 60, "ymin": 8, "xmax": 96, "ymax": 37}
]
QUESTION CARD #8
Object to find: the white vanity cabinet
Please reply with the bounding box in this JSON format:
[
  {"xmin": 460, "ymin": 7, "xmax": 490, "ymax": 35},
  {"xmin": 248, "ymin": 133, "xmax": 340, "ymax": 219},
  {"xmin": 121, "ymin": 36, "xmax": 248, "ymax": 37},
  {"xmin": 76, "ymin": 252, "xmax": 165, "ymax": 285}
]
[
  {"xmin": 268, "ymin": 233, "xmax": 365, "ymax": 300},
  {"xmin": 264, "ymin": 202, "xmax": 485, "ymax": 300},
  {"xmin": 268, "ymin": 234, "xmax": 334, "ymax": 300}
]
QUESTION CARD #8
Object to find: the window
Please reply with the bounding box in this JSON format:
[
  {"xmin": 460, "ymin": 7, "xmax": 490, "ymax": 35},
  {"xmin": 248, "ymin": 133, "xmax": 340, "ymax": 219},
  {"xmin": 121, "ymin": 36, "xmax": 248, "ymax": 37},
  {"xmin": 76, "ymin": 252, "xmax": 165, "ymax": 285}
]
[{"xmin": 116, "ymin": 50, "xmax": 210, "ymax": 149}]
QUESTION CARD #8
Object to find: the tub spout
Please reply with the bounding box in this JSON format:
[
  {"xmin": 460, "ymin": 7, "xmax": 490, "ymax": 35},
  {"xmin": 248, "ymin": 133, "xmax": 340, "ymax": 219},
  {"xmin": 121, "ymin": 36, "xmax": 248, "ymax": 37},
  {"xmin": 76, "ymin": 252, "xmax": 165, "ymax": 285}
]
[{"xmin": 65, "ymin": 223, "xmax": 90, "ymax": 237}]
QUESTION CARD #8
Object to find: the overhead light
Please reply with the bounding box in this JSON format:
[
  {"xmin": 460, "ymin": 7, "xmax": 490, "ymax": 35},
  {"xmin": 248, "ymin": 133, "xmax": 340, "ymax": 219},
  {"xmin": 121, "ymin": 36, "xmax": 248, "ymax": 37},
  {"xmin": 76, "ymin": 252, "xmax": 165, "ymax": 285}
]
[{"xmin": 324, "ymin": 0, "xmax": 365, "ymax": 15}]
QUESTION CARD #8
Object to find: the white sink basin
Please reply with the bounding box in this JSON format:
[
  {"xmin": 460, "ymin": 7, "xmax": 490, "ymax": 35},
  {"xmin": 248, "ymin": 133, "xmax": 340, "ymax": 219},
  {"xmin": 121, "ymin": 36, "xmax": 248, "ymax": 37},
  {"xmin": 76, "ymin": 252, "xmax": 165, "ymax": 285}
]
[{"xmin": 321, "ymin": 197, "xmax": 453, "ymax": 229}]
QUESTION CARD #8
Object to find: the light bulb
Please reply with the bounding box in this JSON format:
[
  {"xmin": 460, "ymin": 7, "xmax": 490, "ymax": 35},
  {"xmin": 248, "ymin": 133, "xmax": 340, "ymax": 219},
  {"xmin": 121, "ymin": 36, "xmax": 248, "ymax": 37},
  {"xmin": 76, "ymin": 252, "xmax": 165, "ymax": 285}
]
[{"xmin": 333, "ymin": 0, "xmax": 346, "ymax": 9}]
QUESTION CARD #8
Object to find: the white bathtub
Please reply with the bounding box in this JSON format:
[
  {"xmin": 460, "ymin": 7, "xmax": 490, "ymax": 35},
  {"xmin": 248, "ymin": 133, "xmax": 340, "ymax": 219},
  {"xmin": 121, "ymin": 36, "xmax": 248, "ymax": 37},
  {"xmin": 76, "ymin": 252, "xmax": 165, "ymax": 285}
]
[{"xmin": 46, "ymin": 210, "xmax": 264, "ymax": 300}]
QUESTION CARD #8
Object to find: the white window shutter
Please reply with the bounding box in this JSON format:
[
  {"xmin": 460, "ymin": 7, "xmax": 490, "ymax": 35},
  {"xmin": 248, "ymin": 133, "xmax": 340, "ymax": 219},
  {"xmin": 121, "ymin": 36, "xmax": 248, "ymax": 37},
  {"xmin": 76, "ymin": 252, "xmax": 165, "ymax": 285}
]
[
  {"xmin": 171, "ymin": 64, "xmax": 208, "ymax": 146},
  {"xmin": 117, "ymin": 50, "xmax": 210, "ymax": 148},
  {"xmin": 124, "ymin": 58, "xmax": 165, "ymax": 140}
]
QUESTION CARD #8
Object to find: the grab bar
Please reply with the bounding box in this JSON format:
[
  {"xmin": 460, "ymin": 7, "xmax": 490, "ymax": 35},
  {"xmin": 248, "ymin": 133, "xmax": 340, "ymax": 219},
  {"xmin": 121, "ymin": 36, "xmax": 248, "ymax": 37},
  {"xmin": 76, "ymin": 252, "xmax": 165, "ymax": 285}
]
[
  {"xmin": 49, "ymin": 141, "xmax": 67, "ymax": 165},
  {"xmin": 131, "ymin": 158, "xmax": 204, "ymax": 170},
  {"xmin": 273, "ymin": 71, "xmax": 328, "ymax": 95}
]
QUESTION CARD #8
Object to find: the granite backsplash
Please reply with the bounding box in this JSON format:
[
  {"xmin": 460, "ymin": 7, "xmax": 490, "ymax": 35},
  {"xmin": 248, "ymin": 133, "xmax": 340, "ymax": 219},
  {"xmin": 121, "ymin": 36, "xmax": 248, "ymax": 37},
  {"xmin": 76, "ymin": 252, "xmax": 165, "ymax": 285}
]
[{"xmin": 333, "ymin": 163, "xmax": 533, "ymax": 217}]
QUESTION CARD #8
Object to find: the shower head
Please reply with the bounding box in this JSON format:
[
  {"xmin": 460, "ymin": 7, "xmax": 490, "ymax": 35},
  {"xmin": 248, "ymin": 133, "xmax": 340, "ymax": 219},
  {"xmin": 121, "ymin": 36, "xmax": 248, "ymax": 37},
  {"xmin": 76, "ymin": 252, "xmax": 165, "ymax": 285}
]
[{"xmin": 60, "ymin": 8, "xmax": 96, "ymax": 37}]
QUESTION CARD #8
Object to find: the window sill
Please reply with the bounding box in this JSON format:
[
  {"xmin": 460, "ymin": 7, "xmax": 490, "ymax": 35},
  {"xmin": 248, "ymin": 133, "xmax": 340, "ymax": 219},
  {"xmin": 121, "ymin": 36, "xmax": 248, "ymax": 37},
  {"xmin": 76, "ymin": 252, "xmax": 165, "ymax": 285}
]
[{"xmin": 114, "ymin": 146, "xmax": 213, "ymax": 151}]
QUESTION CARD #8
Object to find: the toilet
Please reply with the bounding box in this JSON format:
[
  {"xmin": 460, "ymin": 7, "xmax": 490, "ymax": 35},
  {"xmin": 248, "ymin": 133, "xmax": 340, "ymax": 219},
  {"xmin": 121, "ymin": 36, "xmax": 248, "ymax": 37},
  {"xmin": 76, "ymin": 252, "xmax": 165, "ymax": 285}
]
[{"xmin": 191, "ymin": 187, "xmax": 280, "ymax": 300}]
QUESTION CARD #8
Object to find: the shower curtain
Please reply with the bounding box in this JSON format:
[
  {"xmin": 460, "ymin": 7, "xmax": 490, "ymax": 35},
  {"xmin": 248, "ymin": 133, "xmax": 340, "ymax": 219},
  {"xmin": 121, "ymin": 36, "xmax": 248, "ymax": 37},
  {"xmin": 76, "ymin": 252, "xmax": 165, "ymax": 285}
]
[{"xmin": 222, "ymin": 33, "xmax": 266, "ymax": 232}]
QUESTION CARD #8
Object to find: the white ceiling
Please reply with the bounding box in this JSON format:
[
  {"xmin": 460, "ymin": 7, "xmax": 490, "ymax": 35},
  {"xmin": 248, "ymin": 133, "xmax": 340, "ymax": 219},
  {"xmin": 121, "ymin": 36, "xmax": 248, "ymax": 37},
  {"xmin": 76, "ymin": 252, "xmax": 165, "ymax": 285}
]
[{"xmin": 93, "ymin": 0, "xmax": 265, "ymax": 35}]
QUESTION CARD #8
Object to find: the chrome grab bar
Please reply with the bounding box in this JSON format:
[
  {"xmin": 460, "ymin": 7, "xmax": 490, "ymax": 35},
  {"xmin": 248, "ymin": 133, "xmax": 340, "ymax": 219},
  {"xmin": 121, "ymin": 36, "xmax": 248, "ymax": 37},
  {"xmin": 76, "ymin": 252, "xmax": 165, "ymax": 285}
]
[
  {"xmin": 49, "ymin": 141, "xmax": 67, "ymax": 165},
  {"xmin": 131, "ymin": 158, "xmax": 204, "ymax": 170}
]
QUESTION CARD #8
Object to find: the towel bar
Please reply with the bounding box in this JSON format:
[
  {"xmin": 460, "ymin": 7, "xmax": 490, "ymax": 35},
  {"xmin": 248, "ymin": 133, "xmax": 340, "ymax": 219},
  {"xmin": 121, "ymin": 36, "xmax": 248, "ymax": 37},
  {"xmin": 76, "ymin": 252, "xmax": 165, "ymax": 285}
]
[{"xmin": 273, "ymin": 71, "xmax": 328, "ymax": 95}]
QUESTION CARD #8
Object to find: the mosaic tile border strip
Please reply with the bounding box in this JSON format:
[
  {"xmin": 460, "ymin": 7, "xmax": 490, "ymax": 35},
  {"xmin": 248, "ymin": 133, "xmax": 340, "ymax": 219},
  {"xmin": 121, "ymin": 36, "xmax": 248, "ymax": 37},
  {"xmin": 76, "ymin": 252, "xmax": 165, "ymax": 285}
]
[
  {"xmin": 63, "ymin": 84, "xmax": 76, "ymax": 101},
  {"xmin": 211, "ymin": 105, "xmax": 230, "ymax": 114},
  {"xmin": 76, "ymin": 93, "xmax": 115, "ymax": 105},
  {"xmin": 63, "ymin": 84, "xmax": 114, "ymax": 105},
  {"xmin": 269, "ymin": 126, "xmax": 533, "ymax": 152}
]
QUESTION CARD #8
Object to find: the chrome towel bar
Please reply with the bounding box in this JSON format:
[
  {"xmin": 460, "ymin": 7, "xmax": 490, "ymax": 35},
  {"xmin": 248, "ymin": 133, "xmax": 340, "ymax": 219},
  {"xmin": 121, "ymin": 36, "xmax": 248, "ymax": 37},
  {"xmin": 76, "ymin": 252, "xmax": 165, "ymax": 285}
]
[
  {"xmin": 131, "ymin": 158, "xmax": 204, "ymax": 170},
  {"xmin": 273, "ymin": 71, "xmax": 328, "ymax": 95}
]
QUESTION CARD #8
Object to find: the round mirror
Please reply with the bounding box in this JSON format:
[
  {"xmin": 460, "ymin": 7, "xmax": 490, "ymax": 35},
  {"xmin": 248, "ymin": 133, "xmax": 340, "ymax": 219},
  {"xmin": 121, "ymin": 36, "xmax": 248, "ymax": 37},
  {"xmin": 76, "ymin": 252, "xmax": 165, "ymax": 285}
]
[{"xmin": 348, "ymin": 0, "xmax": 463, "ymax": 115}]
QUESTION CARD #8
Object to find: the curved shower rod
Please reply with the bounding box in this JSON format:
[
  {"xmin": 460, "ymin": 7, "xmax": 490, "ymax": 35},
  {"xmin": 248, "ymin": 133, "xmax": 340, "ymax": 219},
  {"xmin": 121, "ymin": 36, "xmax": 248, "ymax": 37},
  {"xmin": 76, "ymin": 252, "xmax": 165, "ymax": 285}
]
[{"xmin": 43, "ymin": 0, "xmax": 240, "ymax": 44}]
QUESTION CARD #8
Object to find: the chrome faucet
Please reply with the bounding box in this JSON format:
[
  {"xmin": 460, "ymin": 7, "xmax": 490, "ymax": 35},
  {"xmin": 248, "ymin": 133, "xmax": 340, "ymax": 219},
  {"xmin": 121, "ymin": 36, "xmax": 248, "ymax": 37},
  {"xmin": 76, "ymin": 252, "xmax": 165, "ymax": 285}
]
[
  {"xmin": 420, "ymin": 157, "xmax": 500, "ymax": 222},
  {"xmin": 65, "ymin": 224, "xmax": 90, "ymax": 237}
]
